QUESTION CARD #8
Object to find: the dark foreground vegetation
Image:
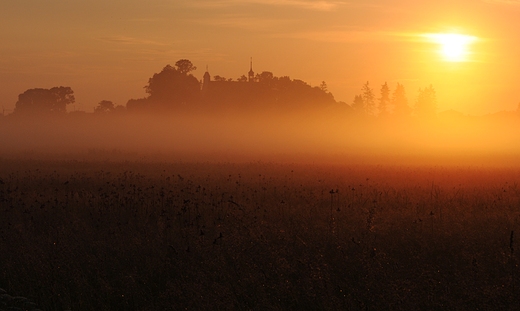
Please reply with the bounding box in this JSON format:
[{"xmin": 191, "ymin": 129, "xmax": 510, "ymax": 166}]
[{"xmin": 1, "ymin": 160, "xmax": 519, "ymax": 310}]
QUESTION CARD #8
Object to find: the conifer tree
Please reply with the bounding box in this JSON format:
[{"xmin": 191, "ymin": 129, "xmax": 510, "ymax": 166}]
[
  {"xmin": 362, "ymin": 81, "xmax": 375, "ymax": 115},
  {"xmin": 378, "ymin": 82, "xmax": 390, "ymax": 116},
  {"xmin": 352, "ymin": 94, "xmax": 364, "ymax": 112},
  {"xmin": 392, "ymin": 83, "xmax": 411, "ymax": 117},
  {"xmin": 415, "ymin": 85, "xmax": 437, "ymax": 118}
]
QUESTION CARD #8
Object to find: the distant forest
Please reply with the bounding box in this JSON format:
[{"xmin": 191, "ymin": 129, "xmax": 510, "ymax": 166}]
[{"xmin": 3, "ymin": 59, "xmax": 520, "ymax": 119}]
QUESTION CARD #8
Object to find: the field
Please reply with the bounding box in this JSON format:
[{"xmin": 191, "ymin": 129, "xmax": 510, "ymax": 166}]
[{"xmin": 1, "ymin": 159, "xmax": 519, "ymax": 310}]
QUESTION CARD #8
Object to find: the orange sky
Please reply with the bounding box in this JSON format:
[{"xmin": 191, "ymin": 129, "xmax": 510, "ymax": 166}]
[{"xmin": 1, "ymin": 0, "xmax": 519, "ymax": 115}]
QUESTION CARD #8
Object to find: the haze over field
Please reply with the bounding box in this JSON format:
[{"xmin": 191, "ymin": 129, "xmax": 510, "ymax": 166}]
[
  {"xmin": 2, "ymin": 111, "xmax": 520, "ymax": 166},
  {"xmin": 1, "ymin": 0, "xmax": 520, "ymax": 115}
]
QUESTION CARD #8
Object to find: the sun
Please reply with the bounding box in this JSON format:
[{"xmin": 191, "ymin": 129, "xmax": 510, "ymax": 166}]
[{"xmin": 425, "ymin": 33, "xmax": 478, "ymax": 62}]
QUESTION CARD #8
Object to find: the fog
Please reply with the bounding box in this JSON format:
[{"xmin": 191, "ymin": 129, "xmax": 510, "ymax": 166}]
[{"xmin": 2, "ymin": 108, "xmax": 519, "ymax": 166}]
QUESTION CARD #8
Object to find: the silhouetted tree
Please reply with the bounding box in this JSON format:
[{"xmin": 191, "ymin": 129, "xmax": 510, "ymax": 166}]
[
  {"xmin": 415, "ymin": 85, "xmax": 437, "ymax": 118},
  {"xmin": 378, "ymin": 82, "xmax": 390, "ymax": 116},
  {"xmin": 197, "ymin": 65, "xmax": 335, "ymax": 111},
  {"xmin": 276, "ymin": 78, "xmax": 335, "ymax": 109},
  {"xmin": 336, "ymin": 101, "xmax": 353, "ymax": 114},
  {"xmin": 94, "ymin": 100, "xmax": 115, "ymax": 113},
  {"xmin": 257, "ymin": 71, "xmax": 274, "ymax": 84},
  {"xmin": 175, "ymin": 59, "xmax": 197, "ymax": 74},
  {"xmin": 352, "ymin": 95, "xmax": 364, "ymax": 112},
  {"xmin": 320, "ymin": 81, "xmax": 328, "ymax": 92},
  {"xmin": 362, "ymin": 82, "xmax": 375, "ymax": 115},
  {"xmin": 144, "ymin": 63, "xmax": 200, "ymax": 107},
  {"xmin": 277, "ymin": 76, "xmax": 292, "ymax": 90},
  {"xmin": 113, "ymin": 105, "xmax": 126, "ymax": 114},
  {"xmin": 14, "ymin": 86, "xmax": 75, "ymax": 115},
  {"xmin": 392, "ymin": 83, "xmax": 411, "ymax": 117},
  {"xmin": 126, "ymin": 98, "xmax": 148, "ymax": 112}
]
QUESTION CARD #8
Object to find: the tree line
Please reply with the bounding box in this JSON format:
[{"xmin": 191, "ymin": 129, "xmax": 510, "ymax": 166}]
[
  {"xmin": 5, "ymin": 59, "xmax": 438, "ymax": 118},
  {"xmin": 351, "ymin": 81, "xmax": 437, "ymax": 118}
]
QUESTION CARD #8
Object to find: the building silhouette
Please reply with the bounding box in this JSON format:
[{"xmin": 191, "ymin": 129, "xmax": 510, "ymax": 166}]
[
  {"xmin": 200, "ymin": 58, "xmax": 261, "ymax": 108},
  {"xmin": 128, "ymin": 58, "xmax": 336, "ymax": 113},
  {"xmin": 248, "ymin": 57, "xmax": 255, "ymax": 82}
]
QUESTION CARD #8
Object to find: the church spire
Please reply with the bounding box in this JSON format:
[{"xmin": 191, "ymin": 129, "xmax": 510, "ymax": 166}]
[
  {"xmin": 202, "ymin": 64, "xmax": 211, "ymax": 93},
  {"xmin": 248, "ymin": 57, "xmax": 254, "ymax": 82}
]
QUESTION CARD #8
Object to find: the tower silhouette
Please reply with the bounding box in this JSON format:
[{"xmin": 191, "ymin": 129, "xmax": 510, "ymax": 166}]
[
  {"xmin": 248, "ymin": 57, "xmax": 254, "ymax": 82},
  {"xmin": 202, "ymin": 65, "xmax": 211, "ymax": 93}
]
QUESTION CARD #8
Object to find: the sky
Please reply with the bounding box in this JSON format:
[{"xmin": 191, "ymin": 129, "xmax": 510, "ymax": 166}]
[{"xmin": 1, "ymin": 0, "xmax": 519, "ymax": 115}]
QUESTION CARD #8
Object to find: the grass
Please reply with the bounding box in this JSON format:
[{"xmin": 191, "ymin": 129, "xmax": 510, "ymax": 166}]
[{"xmin": 0, "ymin": 159, "xmax": 519, "ymax": 310}]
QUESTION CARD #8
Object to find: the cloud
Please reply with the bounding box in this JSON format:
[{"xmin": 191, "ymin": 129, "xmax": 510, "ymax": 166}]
[
  {"xmin": 192, "ymin": 14, "xmax": 293, "ymax": 31},
  {"xmin": 271, "ymin": 28, "xmax": 471, "ymax": 45},
  {"xmin": 273, "ymin": 28, "xmax": 400, "ymax": 43},
  {"xmin": 189, "ymin": 0, "xmax": 348, "ymax": 11},
  {"xmin": 482, "ymin": 0, "xmax": 520, "ymax": 4},
  {"xmin": 97, "ymin": 36, "xmax": 170, "ymax": 46}
]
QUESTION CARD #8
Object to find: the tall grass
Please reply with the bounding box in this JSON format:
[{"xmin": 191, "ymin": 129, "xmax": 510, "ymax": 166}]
[{"xmin": 0, "ymin": 160, "xmax": 519, "ymax": 310}]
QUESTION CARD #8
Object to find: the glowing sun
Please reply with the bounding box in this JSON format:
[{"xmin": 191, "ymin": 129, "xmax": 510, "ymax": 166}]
[{"xmin": 426, "ymin": 33, "xmax": 478, "ymax": 62}]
